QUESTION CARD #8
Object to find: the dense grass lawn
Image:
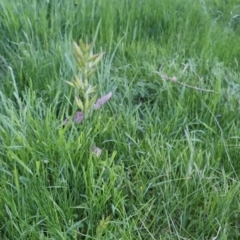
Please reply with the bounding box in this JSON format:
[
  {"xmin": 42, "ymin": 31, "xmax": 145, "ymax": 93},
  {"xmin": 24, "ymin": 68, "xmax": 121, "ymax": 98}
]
[{"xmin": 1, "ymin": 0, "xmax": 240, "ymax": 239}]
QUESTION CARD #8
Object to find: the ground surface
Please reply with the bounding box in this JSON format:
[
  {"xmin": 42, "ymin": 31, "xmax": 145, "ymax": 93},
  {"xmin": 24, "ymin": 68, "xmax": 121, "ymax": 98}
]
[{"xmin": 1, "ymin": 0, "xmax": 240, "ymax": 239}]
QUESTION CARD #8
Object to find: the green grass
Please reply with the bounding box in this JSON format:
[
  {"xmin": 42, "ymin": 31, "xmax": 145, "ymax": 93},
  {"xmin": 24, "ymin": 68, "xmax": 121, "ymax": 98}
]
[{"xmin": 1, "ymin": 0, "xmax": 240, "ymax": 239}]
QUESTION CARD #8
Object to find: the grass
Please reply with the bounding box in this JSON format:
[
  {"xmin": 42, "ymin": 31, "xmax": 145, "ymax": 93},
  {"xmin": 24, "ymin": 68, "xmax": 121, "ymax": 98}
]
[{"xmin": 1, "ymin": 0, "xmax": 240, "ymax": 239}]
